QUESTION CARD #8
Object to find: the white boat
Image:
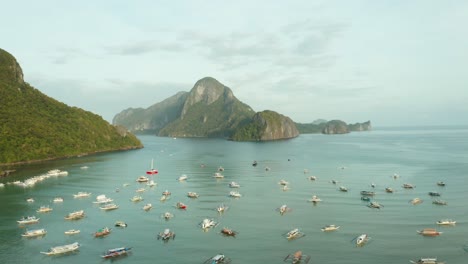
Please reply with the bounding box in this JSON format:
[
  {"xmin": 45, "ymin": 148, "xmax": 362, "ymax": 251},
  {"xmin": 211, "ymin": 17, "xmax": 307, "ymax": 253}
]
[
  {"xmin": 410, "ymin": 198, "xmax": 423, "ymax": 205},
  {"xmin": 278, "ymin": 179, "xmax": 289, "ymax": 186},
  {"xmin": 368, "ymin": 201, "xmax": 383, "ymax": 209},
  {"xmin": 115, "ymin": 221, "xmax": 128, "ymax": 227},
  {"xmin": 229, "ymin": 191, "xmax": 242, "ymax": 198},
  {"xmin": 200, "ymin": 218, "xmax": 218, "ymax": 229},
  {"xmin": 436, "ymin": 219, "xmax": 456, "ymax": 225},
  {"xmin": 213, "ymin": 172, "xmax": 224, "ymax": 178},
  {"xmin": 26, "ymin": 198, "xmax": 35, "ymax": 203},
  {"xmin": 40, "ymin": 242, "xmax": 80, "ymax": 256},
  {"xmin": 410, "ymin": 257, "xmax": 445, "ymax": 264},
  {"xmin": 64, "ymin": 229, "xmax": 80, "ymax": 235},
  {"xmin": 307, "ymin": 176, "xmax": 317, "ymax": 181},
  {"xmin": 22, "ymin": 228, "xmax": 47, "ymax": 238},
  {"xmin": 385, "ymin": 187, "xmax": 394, "ymax": 193},
  {"xmin": 160, "ymin": 195, "xmax": 168, "ymax": 201},
  {"xmin": 100, "ymin": 203, "xmax": 119, "ymax": 211},
  {"xmin": 308, "ymin": 195, "xmax": 322, "ymax": 203},
  {"xmin": 178, "ymin": 174, "xmax": 188, "ymax": 181},
  {"xmin": 0, "ymin": 183, "xmax": 4, "ymax": 187},
  {"xmin": 73, "ymin": 192, "xmax": 91, "ymax": 198},
  {"xmin": 136, "ymin": 175, "xmax": 149, "ymax": 182},
  {"xmin": 37, "ymin": 206, "xmax": 53, "ymax": 213},
  {"xmin": 53, "ymin": 197, "xmax": 64, "ymax": 203},
  {"xmin": 187, "ymin": 192, "xmax": 199, "ymax": 198},
  {"xmin": 135, "ymin": 188, "xmax": 146, "ymax": 193},
  {"xmin": 403, "ymin": 183, "xmax": 415, "ymax": 189},
  {"xmin": 216, "ymin": 204, "xmax": 228, "ymax": 213},
  {"xmin": 157, "ymin": 228, "xmax": 175, "ymax": 240},
  {"xmin": 143, "ymin": 203, "xmax": 152, "ymax": 211},
  {"xmin": 17, "ymin": 216, "xmax": 40, "ymax": 225},
  {"xmin": 163, "ymin": 212, "xmax": 174, "ymax": 220},
  {"xmin": 278, "ymin": 204, "xmax": 291, "ymax": 215},
  {"xmin": 80, "ymin": 166, "xmax": 89, "ymax": 170},
  {"xmin": 229, "ymin": 181, "xmax": 240, "ymax": 188},
  {"xmin": 217, "ymin": 166, "xmax": 224, "ymax": 172},
  {"xmin": 339, "ymin": 186, "xmax": 348, "ymax": 192},
  {"xmin": 64, "ymin": 210, "xmax": 85, "ymax": 220},
  {"xmin": 93, "ymin": 194, "xmax": 113, "ymax": 204},
  {"xmin": 146, "ymin": 180, "xmax": 157, "ymax": 187},
  {"xmin": 321, "ymin": 225, "xmax": 340, "ymax": 232},
  {"xmin": 130, "ymin": 195, "xmax": 143, "ymax": 202},
  {"xmin": 356, "ymin": 234, "xmax": 369, "ymax": 246},
  {"xmin": 285, "ymin": 228, "xmax": 305, "ymax": 240},
  {"xmin": 204, "ymin": 254, "xmax": 230, "ymax": 264}
]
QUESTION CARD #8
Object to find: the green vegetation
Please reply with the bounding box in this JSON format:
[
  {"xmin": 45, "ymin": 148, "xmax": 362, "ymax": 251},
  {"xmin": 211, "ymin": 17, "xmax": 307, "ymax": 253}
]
[
  {"xmin": 230, "ymin": 121, "xmax": 264, "ymax": 141},
  {"xmin": 0, "ymin": 48, "xmax": 142, "ymax": 165},
  {"xmin": 295, "ymin": 122, "xmax": 326, "ymax": 133}
]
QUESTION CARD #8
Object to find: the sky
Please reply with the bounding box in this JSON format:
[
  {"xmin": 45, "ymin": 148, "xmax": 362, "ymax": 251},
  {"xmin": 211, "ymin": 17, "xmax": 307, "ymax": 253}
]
[{"xmin": 1, "ymin": 0, "xmax": 468, "ymax": 127}]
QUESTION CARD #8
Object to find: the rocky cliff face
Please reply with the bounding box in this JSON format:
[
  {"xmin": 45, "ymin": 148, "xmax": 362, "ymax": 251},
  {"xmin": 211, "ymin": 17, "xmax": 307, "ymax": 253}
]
[
  {"xmin": 0, "ymin": 48, "xmax": 24, "ymax": 84},
  {"xmin": 322, "ymin": 120, "xmax": 349, "ymax": 134},
  {"xmin": 348, "ymin": 121, "xmax": 372, "ymax": 132}
]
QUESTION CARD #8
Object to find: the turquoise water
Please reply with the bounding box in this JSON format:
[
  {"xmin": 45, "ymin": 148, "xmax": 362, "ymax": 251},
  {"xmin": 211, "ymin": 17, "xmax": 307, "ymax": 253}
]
[{"xmin": 1, "ymin": 127, "xmax": 467, "ymax": 264}]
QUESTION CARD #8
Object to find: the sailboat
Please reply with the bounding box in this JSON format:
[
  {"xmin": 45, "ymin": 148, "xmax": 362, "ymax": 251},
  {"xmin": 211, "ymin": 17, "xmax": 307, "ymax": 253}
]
[{"xmin": 146, "ymin": 159, "xmax": 158, "ymax": 175}]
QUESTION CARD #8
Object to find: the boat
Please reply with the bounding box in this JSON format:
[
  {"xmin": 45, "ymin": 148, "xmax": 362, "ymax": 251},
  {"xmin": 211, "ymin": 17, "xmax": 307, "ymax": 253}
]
[
  {"xmin": 417, "ymin": 228, "xmax": 442, "ymax": 237},
  {"xmin": 278, "ymin": 179, "xmax": 289, "ymax": 186},
  {"xmin": 229, "ymin": 191, "xmax": 242, "ymax": 198},
  {"xmin": 136, "ymin": 175, "xmax": 149, "ymax": 182},
  {"xmin": 93, "ymin": 194, "xmax": 113, "ymax": 204},
  {"xmin": 436, "ymin": 181, "xmax": 446, "ymax": 187},
  {"xmin": 80, "ymin": 166, "xmax": 89, "ymax": 170},
  {"xmin": 282, "ymin": 185, "xmax": 290, "ymax": 191},
  {"xmin": 213, "ymin": 172, "xmax": 224, "ymax": 178},
  {"xmin": 284, "ymin": 228, "xmax": 305, "ymax": 240},
  {"xmin": 410, "ymin": 198, "xmax": 423, "ymax": 205},
  {"xmin": 162, "ymin": 190, "xmax": 171, "ymax": 196},
  {"xmin": 37, "ymin": 206, "xmax": 53, "ymax": 213},
  {"xmin": 146, "ymin": 158, "xmax": 158, "ymax": 175},
  {"xmin": 22, "ymin": 228, "xmax": 47, "ymax": 238},
  {"xmin": 220, "ymin": 227, "xmax": 237, "ymax": 237},
  {"xmin": 73, "ymin": 191, "xmax": 91, "ymax": 198},
  {"xmin": 47, "ymin": 169, "xmax": 68, "ymax": 177},
  {"xmin": 204, "ymin": 254, "xmax": 231, "ymax": 264},
  {"xmin": 368, "ymin": 201, "xmax": 383, "ymax": 209},
  {"xmin": 356, "ymin": 234, "xmax": 369, "ymax": 246},
  {"xmin": 146, "ymin": 180, "xmax": 157, "ymax": 187},
  {"xmin": 176, "ymin": 202, "xmax": 187, "ymax": 209},
  {"xmin": 321, "ymin": 225, "xmax": 340, "ymax": 232},
  {"xmin": 370, "ymin": 183, "xmax": 376, "ymax": 188},
  {"xmin": 115, "ymin": 221, "xmax": 128, "ymax": 227},
  {"xmin": 360, "ymin": 191, "xmax": 375, "ymax": 196},
  {"xmin": 284, "ymin": 251, "xmax": 311, "ymax": 264},
  {"xmin": 339, "ymin": 186, "xmax": 348, "ymax": 192},
  {"xmin": 94, "ymin": 227, "xmax": 111, "ymax": 237},
  {"xmin": 218, "ymin": 166, "xmax": 225, "ymax": 172},
  {"xmin": 64, "ymin": 229, "xmax": 80, "ymax": 235},
  {"xmin": 331, "ymin": 179, "xmax": 338, "ymax": 184},
  {"xmin": 229, "ymin": 181, "xmax": 240, "ymax": 188},
  {"xmin": 307, "ymin": 176, "xmax": 317, "ymax": 181},
  {"xmin": 201, "ymin": 218, "xmax": 218, "ymax": 230},
  {"xmin": 277, "ymin": 204, "xmax": 291, "ymax": 215},
  {"xmin": 17, "ymin": 216, "xmax": 40, "ymax": 225},
  {"xmin": 428, "ymin": 191, "xmax": 441, "ymax": 196},
  {"xmin": 53, "ymin": 197, "xmax": 63, "ymax": 203},
  {"xmin": 187, "ymin": 192, "xmax": 199, "ymax": 198},
  {"xmin": 64, "ymin": 210, "xmax": 85, "ymax": 220},
  {"xmin": 100, "ymin": 203, "xmax": 119, "ymax": 211},
  {"xmin": 432, "ymin": 199, "xmax": 447, "ymax": 205},
  {"xmin": 102, "ymin": 247, "xmax": 132, "ymax": 259},
  {"xmin": 403, "ymin": 183, "xmax": 415, "ymax": 189},
  {"xmin": 26, "ymin": 198, "xmax": 35, "ymax": 203},
  {"xmin": 40, "ymin": 242, "xmax": 80, "ymax": 256},
  {"xmin": 361, "ymin": 196, "xmax": 371, "ymax": 202},
  {"xmin": 160, "ymin": 194, "xmax": 168, "ymax": 201},
  {"xmin": 385, "ymin": 187, "xmax": 394, "ymax": 193},
  {"xmin": 157, "ymin": 228, "xmax": 175, "ymax": 240},
  {"xmin": 436, "ymin": 219, "xmax": 456, "ymax": 225},
  {"xmin": 308, "ymin": 195, "xmax": 322, "ymax": 203},
  {"xmin": 217, "ymin": 204, "xmax": 229, "ymax": 213},
  {"xmin": 178, "ymin": 174, "xmax": 188, "ymax": 181},
  {"xmin": 130, "ymin": 195, "xmax": 143, "ymax": 202},
  {"xmin": 252, "ymin": 160, "xmax": 258, "ymax": 166},
  {"xmin": 143, "ymin": 203, "xmax": 152, "ymax": 211},
  {"xmin": 163, "ymin": 212, "xmax": 174, "ymax": 220},
  {"xmin": 410, "ymin": 257, "xmax": 445, "ymax": 264}
]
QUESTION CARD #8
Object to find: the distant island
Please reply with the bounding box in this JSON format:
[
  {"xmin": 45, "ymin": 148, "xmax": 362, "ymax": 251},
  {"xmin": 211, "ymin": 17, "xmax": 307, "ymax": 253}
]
[
  {"xmin": 0, "ymin": 48, "xmax": 143, "ymax": 166},
  {"xmin": 113, "ymin": 77, "xmax": 371, "ymax": 141}
]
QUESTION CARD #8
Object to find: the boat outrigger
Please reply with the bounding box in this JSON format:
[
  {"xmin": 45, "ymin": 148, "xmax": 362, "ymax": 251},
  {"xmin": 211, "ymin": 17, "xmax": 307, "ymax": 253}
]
[
  {"xmin": 283, "ymin": 250, "xmax": 311, "ymax": 264},
  {"xmin": 284, "ymin": 228, "xmax": 305, "ymax": 240},
  {"xmin": 200, "ymin": 218, "xmax": 218, "ymax": 230},
  {"xmin": 40, "ymin": 242, "xmax": 80, "ymax": 256},
  {"xmin": 102, "ymin": 247, "xmax": 132, "ymax": 259}
]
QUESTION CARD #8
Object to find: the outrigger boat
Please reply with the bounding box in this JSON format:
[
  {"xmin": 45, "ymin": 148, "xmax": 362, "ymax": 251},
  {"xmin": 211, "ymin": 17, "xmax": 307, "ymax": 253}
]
[
  {"xmin": 216, "ymin": 204, "xmax": 228, "ymax": 213},
  {"xmin": 417, "ymin": 228, "xmax": 442, "ymax": 237},
  {"xmin": 64, "ymin": 210, "xmax": 85, "ymax": 220},
  {"xmin": 356, "ymin": 234, "xmax": 369, "ymax": 247},
  {"xmin": 360, "ymin": 191, "xmax": 375, "ymax": 196},
  {"xmin": 17, "ymin": 216, "xmax": 40, "ymax": 225},
  {"xmin": 213, "ymin": 172, "xmax": 224, "ymax": 178},
  {"xmin": 130, "ymin": 195, "xmax": 143, "ymax": 202},
  {"xmin": 432, "ymin": 199, "xmax": 447, "ymax": 205},
  {"xmin": 410, "ymin": 257, "xmax": 445, "ymax": 264},
  {"xmin": 100, "ymin": 203, "xmax": 119, "ymax": 211},
  {"xmin": 163, "ymin": 212, "xmax": 174, "ymax": 220},
  {"xmin": 283, "ymin": 250, "xmax": 311, "ymax": 264},
  {"xmin": 284, "ymin": 228, "xmax": 305, "ymax": 240},
  {"xmin": 229, "ymin": 191, "xmax": 242, "ymax": 198},
  {"xmin": 277, "ymin": 204, "xmax": 292, "ymax": 215},
  {"xmin": 136, "ymin": 175, "xmax": 149, "ymax": 182},
  {"xmin": 188, "ymin": 192, "xmax": 199, "ymax": 198},
  {"xmin": 436, "ymin": 219, "xmax": 456, "ymax": 225},
  {"xmin": 143, "ymin": 203, "xmax": 152, "ymax": 211},
  {"xmin": 22, "ymin": 228, "xmax": 47, "ymax": 238},
  {"xmin": 37, "ymin": 206, "xmax": 53, "ymax": 213},
  {"xmin": 157, "ymin": 228, "xmax": 175, "ymax": 241},
  {"xmin": 94, "ymin": 227, "xmax": 111, "ymax": 238},
  {"xmin": 176, "ymin": 202, "xmax": 187, "ymax": 209},
  {"xmin": 64, "ymin": 229, "xmax": 80, "ymax": 235},
  {"xmin": 410, "ymin": 198, "xmax": 423, "ymax": 205},
  {"xmin": 115, "ymin": 221, "xmax": 128, "ymax": 227},
  {"xmin": 40, "ymin": 242, "xmax": 80, "ymax": 256},
  {"xmin": 178, "ymin": 174, "xmax": 188, "ymax": 181},
  {"xmin": 308, "ymin": 195, "xmax": 322, "ymax": 203},
  {"xmin": 368, "ymin": 201, "xmax": 383, "ymax": 209},
  {"xmin": 403, "ymin": 183, "xmax": 415, "ymax": 189},
  {"xmin": 229, "ymin": 181, "xmax": 240, "ymax": 188},
  {"xmin": 204, "ymin": 254, "xmax": 231, "ymax": 264},
  {"xmin": 428, "ymin": 191, "xmax": 441, "ymax": 196},
  {"xmin": 201, "ymin": 218, "xmax": 218, "ymax": 230},
  {"xmin": 73, "ymin": 191, "xmax": 91, "ymax": 198},
  {"xmin": 102, "ymin": 247, "xmax": 132, "ymax": 259},
  {"xmin": 220, "ymin": 227, "xmax": 237, "ymax": 237},
  {"xmin": 385, "ymin": 187, "xmax": 394, "ymax": 193},
  {"xmin": 321, "ymin": 225, "xmax": 340, "ymax": 232}
]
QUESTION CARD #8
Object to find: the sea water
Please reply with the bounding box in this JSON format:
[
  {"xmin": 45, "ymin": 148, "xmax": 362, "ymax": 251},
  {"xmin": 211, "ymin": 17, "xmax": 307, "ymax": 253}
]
[{"xmin": 0, "ymin": 127, "xmax": 467, "ymax": 264}]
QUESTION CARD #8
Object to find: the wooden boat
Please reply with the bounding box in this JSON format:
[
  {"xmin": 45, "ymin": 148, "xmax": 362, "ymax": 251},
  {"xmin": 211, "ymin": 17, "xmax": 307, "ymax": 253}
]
[
  {"xmin": 436, "ymin": 219, "xmax": 456, "ymax": 225},
  {"xmin": 102, "ymin": 247, "xmax": 132, "ymax": 259},
  {"xmin": 356, "ymin": 234, "xmax": 369, "ymax": 246},
  {"xmin": 94, "ymin": 227, "xmax": 111, "ymax": 237},
  {"xmin": 410, "ymin": 257, "xmax": 445, "ymax": 264},
  {"xmin": 410, "ymin": 198, "xmax": 423, "ymax": 205},
  {"xmin": 17, "ymin": 216, "xmax": 40, "ymax": 225},
  {"xmin": 64, "ymin": 210, "xmax": 85, "ymax": 220},
  {"xmin": 176, "ymin": 202, "xmax": 187, "ymax": 209},
  {"xmin": 136, "ymin": 175, "xmax": 149, "ymax": 182},
  {"xmin": 64, "ymin": 229, "xmax": 80, "ymax": 235},
  {"xmin": 187, "ymin": 192, "xmax": 199, "ymax": 198},
  {"xmin": 220, "ymin": 227, "xmax": 237, "ymax": 237},
  {"xmin": 100, "ymin": 203, "xmax": 119, "ymax": 211},
  {"xmin": 41, "ymin": 242, "xmax": 80, "ymax": 256},
  {"xmin": 37, "ymin": 206, "xmax": 53, "ymax": 213},
  {"xmin": 321, "ymin": 225, "xmax": 340, "ymax": 232},
  {"xmin": 417, "ymin": 228, "xmax": 442, "ymax": 237},
  {"xmin": 284, "ymin": 251, "xmax": 311, "ymax": 264},
  {"xmin": 22, "ymin": 228, "xmax": 47, "ymax": 238},
  {"xmin": 143, "ymin": 203, "xmax": 152, "ymax": 211}
]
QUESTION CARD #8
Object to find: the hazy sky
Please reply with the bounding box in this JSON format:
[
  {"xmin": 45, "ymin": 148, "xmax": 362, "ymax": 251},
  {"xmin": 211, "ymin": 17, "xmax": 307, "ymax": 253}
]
[{"xmin": 2, "ymin": 1, "xmax": 467, "ymax": 127}]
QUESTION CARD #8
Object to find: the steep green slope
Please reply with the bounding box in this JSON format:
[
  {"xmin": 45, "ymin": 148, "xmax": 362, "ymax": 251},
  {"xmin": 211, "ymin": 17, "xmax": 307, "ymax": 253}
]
[{"xmin": 0, "ymin": 48, "xmax": 142, "ymax": 165}]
